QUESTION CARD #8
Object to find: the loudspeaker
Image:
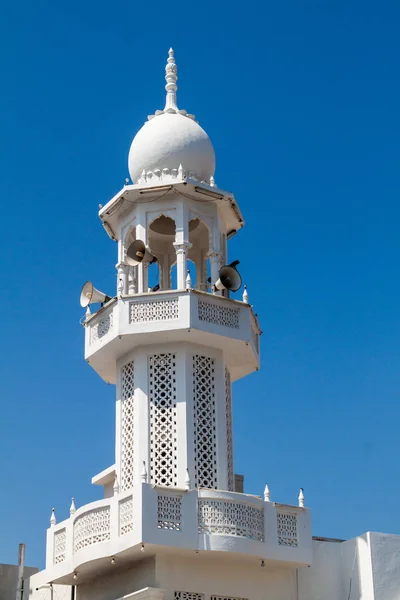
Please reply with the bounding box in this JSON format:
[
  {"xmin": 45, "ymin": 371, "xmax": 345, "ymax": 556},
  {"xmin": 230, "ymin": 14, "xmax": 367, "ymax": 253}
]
[
  {"xmin": 214, "ymin": 264, "xmax": 242, "ymax": 292},
  {"xmin": 126, "ymin": 240, "xmax": 155, "ymax": 266},
  {"xmin": 80, "ymin": 281, "xmax": 111, "ymax": 307}
]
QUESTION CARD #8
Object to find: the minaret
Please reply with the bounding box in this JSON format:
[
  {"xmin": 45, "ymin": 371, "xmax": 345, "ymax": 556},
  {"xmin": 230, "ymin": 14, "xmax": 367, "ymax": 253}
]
[
  {"xmin": 43, "ymin": 50, "xmax": 311, "ymax": 596},
  {"xmin": 87, "ymin": 48, "xmax": 259, "ymax": 495}
]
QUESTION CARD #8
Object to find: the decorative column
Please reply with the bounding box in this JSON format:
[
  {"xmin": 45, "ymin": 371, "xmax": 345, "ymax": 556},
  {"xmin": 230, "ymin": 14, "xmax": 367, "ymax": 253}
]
[
  {"xmin": 116, "ymin": 263, "xmax": 128, "ymax": 296},
  {"xmin": 160, "ymin": 256, "xmax": 171, "ymax": 291},
  {"xmin": 208, "ymin": 252, "xmax": 222, "ymax": 293},
  {"xmin": 137, "ymin": 262, "xmax": 148, "ymax": 294},
  {"xmin": 128, "ymin": 266, "xmax": 136, "ymax": 295},
  {"xmin": 173, "ymin": 242, "xmax": 191, "ymax": 290}
]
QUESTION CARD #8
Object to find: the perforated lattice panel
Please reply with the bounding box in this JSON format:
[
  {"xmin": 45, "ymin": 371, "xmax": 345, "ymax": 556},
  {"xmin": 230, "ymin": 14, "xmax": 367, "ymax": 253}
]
[
  {"xmin": 174, "ymin": 593, "xmax": 204, "ymax": 600},
  {"xmin": 121, "ymin": 361, "xmax": 135, "ymax": 491},
  {"xmin": 53, "ymin": 529, "xmax": 66, "ymax": 564},
  {"xmin": 73, "ymin": 507, "xmax": 111, "ymax": 553},
  {"xmin": 149, "ymin": 353, "xmax": 177, "ymax": 487},
  {"xmin": 130, "ymin": 299, "xmax": 179, "ymax": 323},
  {"xmin": 157, "ymin": 495, "xmax": 182, "ymax": 530},
  {"xmin": 119, "ymin": 495, "xmax": 133, "ymax": 535},
  {"xmin": 193, "ymin": 355, "xmax": 217, "ymax": 488},
  {"xmin": 211, "ymin": 596, "xmax": 248, "ymax": 600},
  {"xmin": 277, "ymin": 512, "xmax": 298, "ymax": 546},
  {"xmin": 90, "ymin": 312, "xmax": 113, "ymax": 344},
  {"xmin": 197, "ymin": 300, "xmax": 240, "ymax": 328},
  {"xmin": 198, "ymin": 499, "xmax": 264, "ymax": 541},
  {"xmin": 225, "ymin": 367, "xmax": 234, "ymax": 491}
]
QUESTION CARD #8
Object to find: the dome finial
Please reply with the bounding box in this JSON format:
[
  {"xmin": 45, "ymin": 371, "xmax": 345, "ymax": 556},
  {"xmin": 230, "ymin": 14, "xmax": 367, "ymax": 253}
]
[{"xmin": 164, "ymin": 48, "xmax": 178, "ymax": 112}]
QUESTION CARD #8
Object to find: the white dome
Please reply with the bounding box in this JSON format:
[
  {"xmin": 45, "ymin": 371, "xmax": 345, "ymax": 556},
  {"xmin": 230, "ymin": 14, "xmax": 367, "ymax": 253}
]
[{"xmin": 128, "ymin": 112, "xmax": 215, "ymax": 184}]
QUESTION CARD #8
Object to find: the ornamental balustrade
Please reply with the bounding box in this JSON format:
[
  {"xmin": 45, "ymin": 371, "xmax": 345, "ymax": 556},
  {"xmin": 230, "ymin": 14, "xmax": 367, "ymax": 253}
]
[
  {"xmin": 198, "ymin": 498, "xmax": 265, "ymax": 542},
  {"xmin": 88, "ymin": 303, "xmax": 115, "ymax": 346},
  {"xmin": 48, "ymin": 485, "xmax": 309, "ymax": 574},
  {"xmin": 85, "ymin": 291, "xmax": 260, "ymax": 359}
]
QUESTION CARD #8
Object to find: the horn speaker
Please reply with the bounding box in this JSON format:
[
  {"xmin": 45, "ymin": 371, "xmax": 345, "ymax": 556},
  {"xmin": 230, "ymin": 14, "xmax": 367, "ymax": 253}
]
[
  {"xmin": 126, "ymin": 240, "xmax": 155, "ymax": 266},
  {"xmin": 80, "ymin": 281, "xmax": 111, "ymax": 307}
]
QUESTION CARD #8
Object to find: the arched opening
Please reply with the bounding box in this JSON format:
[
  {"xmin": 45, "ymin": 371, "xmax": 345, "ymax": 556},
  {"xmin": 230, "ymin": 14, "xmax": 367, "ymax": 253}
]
[
  {"xmin": 148, "ymin": 215, "xmax": 176, "ymax": 290},
  {"xmin": 188, "ymin": 218, "xmax": 212, "ymax": 291},
  {"xmin": 147, "ymin": 261, "xmax": 160, "ymax": 291}
]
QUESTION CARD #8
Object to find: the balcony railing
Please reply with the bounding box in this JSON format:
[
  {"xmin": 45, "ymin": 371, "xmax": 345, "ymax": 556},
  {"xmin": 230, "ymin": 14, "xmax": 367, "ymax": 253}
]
[
  {"xmin": 85, "ymin": 291, "xmax": 260, "ymax": 344},
  {"xmin": 46, "ymin": 485, "xmax": 311, "ymax": 581}
]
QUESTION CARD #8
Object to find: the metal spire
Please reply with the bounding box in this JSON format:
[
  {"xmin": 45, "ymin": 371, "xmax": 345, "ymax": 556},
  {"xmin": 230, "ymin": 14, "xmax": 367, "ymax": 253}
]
[{"xmin": 164, "ymin": 48, "xmax": 178, "ymax": 112}]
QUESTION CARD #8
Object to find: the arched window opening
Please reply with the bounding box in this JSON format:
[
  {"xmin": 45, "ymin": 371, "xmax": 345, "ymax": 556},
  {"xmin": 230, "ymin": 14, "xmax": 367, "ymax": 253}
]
[
  {"xmin": 186, "ymin": 259, "xmax": 197, "ymax": 289},
  {"xmin": 147, "ymin": 261, "xmax": 160, "ymax": 292},
  {"xmin": 148, "ymin": 215, "xmax": 176, "ymax": 291},
  {"xmin": 188, "ymin": 218, "xmax": 211, "ymax": 292},
  {"xmin": 170, "ymin": 262, "xmax": 177, "ymax": 290}
]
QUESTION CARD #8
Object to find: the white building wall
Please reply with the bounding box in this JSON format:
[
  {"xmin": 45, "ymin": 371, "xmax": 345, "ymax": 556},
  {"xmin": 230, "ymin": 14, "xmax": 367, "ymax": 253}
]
[
  {"xmin": 24, "ymin": 570, "xmax": 70, "ymax": 600},
  {"xmin": 155, "ymin": 553, "xmax": 296, "ymax": 600},
  {"xmin": 298, "ymin": 540, "xmax": 343, "ymax": 599},
  {"xmin": 340, "ymin": 534, "xmax": 375, "ymax": 600},
  {"xmin": 369, "ymin": 532, "xmax": 400, "ymax": 600},
  {"xmin": 77, "ymin": 557, "xmax": 156, "ymax": 600}
]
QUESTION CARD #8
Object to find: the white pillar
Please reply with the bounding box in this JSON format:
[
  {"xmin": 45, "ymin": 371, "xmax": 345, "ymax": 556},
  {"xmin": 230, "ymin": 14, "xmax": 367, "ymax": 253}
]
[
  {"xmin": 116, "ymin": 263, "xmax": 128, "ymax": 296},
  {"xmin": 209, "ymin": 252, "xmax": 222, "ymax": 293},
  {"xmin": 137, "ymin": 262, "xmax": 148, "ymax": 294},
  {"xmin": 173, "ymin": 242, "xmax": 191, "ymax": 290},
  {"xmin": 160, "ymin": 256, "xmax": 171, "ymax": 290},
  {"xmin": 128, "ymin": 266, "xmax": 136, "ymax": 295}
]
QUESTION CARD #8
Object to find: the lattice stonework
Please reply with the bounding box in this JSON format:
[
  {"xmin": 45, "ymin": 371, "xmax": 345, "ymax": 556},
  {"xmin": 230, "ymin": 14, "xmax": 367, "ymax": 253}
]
[
  {"xmin": 157, "ymin": 495, "xmax": 182, "ymax": 530},
  {"xmin": 198, "ymin": 300, "xmax": 240, "ymax": 329},
  {"xmin": 129, "ymin": 299, "xmax": 179, "ymax": 323},
  {"xmin": 73, "ymin": 507, "xmax": 111, "ymax": 553},
  {"xmin": 211, "ymin": 596, "xmax": 248, "ymax": 600},
  {"xmin": 225, "ymin": 367, "xmax": 234, "ymax": 491},
  {"xmin": 277, "ymin": 512, "xmax": 298, "ymax": 547},
  {"xmin": 198, "ymin": 499, "xmax": 265, "ymax": 542},
  {"xmin": 193, "ymin": 355, "xmax": 217, "ymax": 488},
  {"xmin": 174, "ymin": 593, "xmax": 204, "ymax": 600},
  {"xmin": 149, "ymin": 353, "xmax": 178, "ymax": 487},
  {"xmin": 90, "ymin": 312, "xmax": 113, "ymax": 344},
  {"xmin": 119, "ymin": 495, "xmax": 133, "ymax": 535},
  {"xmin": 121, "ymin": 360, "xmax": 135, "ymax": 491},
  {"xmin": 53, "ymin": 528, "xmax": 66, "ymax": 564}
]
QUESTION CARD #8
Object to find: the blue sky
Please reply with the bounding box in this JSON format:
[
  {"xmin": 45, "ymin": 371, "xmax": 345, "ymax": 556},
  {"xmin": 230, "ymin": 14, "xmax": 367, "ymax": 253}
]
[{"xmin": 1, "ymin": 0, "xmax": 400, "ymax": 568}]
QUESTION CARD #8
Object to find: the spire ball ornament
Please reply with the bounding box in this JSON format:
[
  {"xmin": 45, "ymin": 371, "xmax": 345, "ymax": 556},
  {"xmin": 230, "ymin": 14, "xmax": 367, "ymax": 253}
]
[{"xmin": 128, "ymin": 49, "xmax": 215, "ymax": 185}]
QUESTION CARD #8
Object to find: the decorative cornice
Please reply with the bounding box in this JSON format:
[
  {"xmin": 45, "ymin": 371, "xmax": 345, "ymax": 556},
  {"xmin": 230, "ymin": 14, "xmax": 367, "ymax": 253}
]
[{"xmin": 137, "ymin": 164, "xmax": 216, "ymax": 188}]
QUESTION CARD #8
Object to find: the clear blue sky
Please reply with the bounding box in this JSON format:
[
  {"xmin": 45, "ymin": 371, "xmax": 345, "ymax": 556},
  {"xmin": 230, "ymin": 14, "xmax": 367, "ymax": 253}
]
[{"xmin": 1, "ymin": 0, "xmax": 400, "ymax": 568}]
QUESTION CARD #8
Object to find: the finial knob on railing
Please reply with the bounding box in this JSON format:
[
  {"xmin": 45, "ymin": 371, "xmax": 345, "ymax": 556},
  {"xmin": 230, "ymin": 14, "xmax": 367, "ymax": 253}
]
[
  {"xmin": 298, "ymin": 487, "xmax": 305, "ymax": 508},
  {"xmin": 264, "ymin": 484, "xmax": 271, "ymax": 502},
  {"xmin": 50, "ymin": 508, "xmax": 56, "ymax": 527},
  {"xmin": 113, "ymin": 474, "xmax": 120, "ymax": 495},
  {"xmin": 242, "ymin": 286, "xmax": 249, "ymax": 303},
  {"xmin": 69, "ymin": 498, "xmax": 76, "ymax": 516},
  {"xmin": 141, "ymin": 461, "xmax": 148, "ymax": 483},
  {"xmin": 185, "ymin": 270, "xmax": 192, "ymax": 290}
]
